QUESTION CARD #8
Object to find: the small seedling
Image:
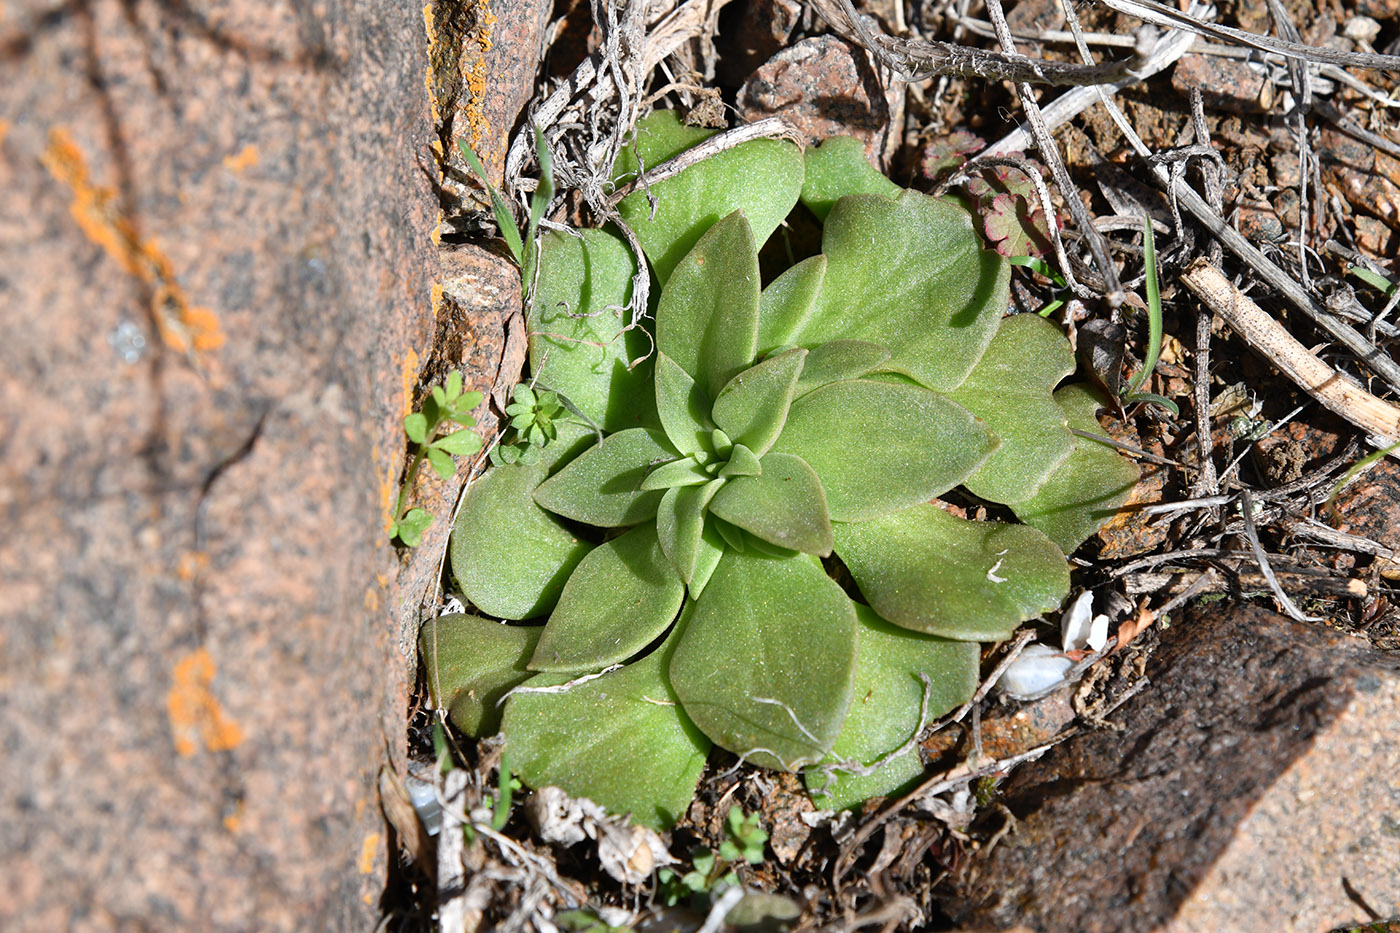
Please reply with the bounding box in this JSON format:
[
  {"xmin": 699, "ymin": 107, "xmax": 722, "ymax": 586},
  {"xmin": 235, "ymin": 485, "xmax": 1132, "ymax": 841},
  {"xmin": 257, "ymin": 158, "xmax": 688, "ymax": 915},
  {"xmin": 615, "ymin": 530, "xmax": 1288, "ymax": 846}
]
[
  {"xmin": 718, "ymin": 806, "xmax": 767, "ymax": 865},
  {"xmin": 393, "ymin": 370, "xmax": 484, "ymax": 547},
  {"xmin": 490, "ymin": 383, "xmax": 566, "ymax": 466},
  {"xmin": 1009, "ymin": 255, "xmax": 1069, "ymax": 318},
  {"xmin": 657, "ymin": 806, "xmax": 766, "ymax": 905}
]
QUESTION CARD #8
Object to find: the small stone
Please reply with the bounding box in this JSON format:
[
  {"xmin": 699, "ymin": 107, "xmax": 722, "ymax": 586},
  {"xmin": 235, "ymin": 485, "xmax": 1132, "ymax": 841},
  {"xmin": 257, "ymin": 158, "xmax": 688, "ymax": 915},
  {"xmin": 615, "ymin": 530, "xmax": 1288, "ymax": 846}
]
[
  {"xmin": 1236, "ymin": 205, "xmax": 1286, "ymax": 243},
  {"xmin": 737, "ymin": 36, "xmax": 891, "ymax": 166},
  {"xmin": 1172, "ymin": 54, "xmax": 1274, "ymax": 113}
]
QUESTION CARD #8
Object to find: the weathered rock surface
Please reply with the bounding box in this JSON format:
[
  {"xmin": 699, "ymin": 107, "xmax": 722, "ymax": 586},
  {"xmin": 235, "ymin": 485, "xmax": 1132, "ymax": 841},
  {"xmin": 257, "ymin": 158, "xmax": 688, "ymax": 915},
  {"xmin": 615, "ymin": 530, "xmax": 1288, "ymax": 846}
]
[
  {"xmin": 737, "ymin": 36, "xmax": 893, "ymax": 166},
  {"xmin": 395, "ymin": 244, "xmax": 522, "ymax": 632},
  {"xmin": 948, "ymin": 603, "xmax": 1400, "ymax": 933},
  {"xmin": 0, "ymin": 0, "xmax": 449, "ymax": 925}
]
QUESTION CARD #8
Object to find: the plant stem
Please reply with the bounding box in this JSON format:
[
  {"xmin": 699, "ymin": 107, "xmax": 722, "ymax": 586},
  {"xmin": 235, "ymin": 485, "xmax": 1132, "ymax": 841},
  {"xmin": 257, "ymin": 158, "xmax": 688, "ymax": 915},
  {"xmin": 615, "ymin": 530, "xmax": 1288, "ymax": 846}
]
[{"xmin": 393, "ymin": 415, "xmax": 439, "ymax": 528}]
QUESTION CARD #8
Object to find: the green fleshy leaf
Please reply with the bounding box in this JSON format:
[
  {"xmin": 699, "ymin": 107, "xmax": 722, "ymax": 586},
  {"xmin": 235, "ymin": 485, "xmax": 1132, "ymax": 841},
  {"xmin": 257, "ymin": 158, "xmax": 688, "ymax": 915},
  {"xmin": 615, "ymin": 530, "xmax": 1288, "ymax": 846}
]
[
  {"xmin": 640, "ymin": 456, "xmax": 712, "ymax": 491},
  {"xmin": 800, "ymin": 191, "xmax": 1009, "ymax": 392},
  {"xmin": 450, "ymin": 426, "xmax": 598, "ymax": 619},
  {"xmin": 711, "ymin": 348, "xmax": 807, "ymax": 456},
  {"xmin": 530, "ymin": 228, "xmax": 656, "ymax": 432},
  {"xmin": 794, "ymin": 340, "xmax": 891, "ymax": 397},
  {"xmin": 689, "ymin": 523, "xmax": 726, "ymax": 598},
  {"xmin": 656, "ymin": 210, "xmax": 762, "ymax": 400},
  {"xmin": 669, "ymin": 550, "xmax": 858, "ymax": 770},
  {"xmin": 655, "ymin": 351, "xmax": 716, "ymax": 457},
  {"xmin": 656, "ymin": 480, "xmax": 723, "ymax": 585},
  {"xmin": 419, "ymin": 613, "xmax": 543, "ymax": 737},
  {"xmin": 769, "ymin": 379, "xmax": 996, "ymax": 522},
  {"xmin": 806, "ymin": 604, "xmax": 979, "ymax": 811},
  {"xmin": 833, "ymin": 503, "xmax": 1070, "ymax": 641},
  {"xmin": 1012, "ymin": 384, "xmax": 1142, "ymax": 552},
  {"xmin": 504, "ymin": 624, "xmax": 711, "ymax": 830},
  {"xmin": 444, "ymin": 371, "xmax": 463, "ymax": 401},
  {"xmin": 616, "ymin": 112, "xmax": 804, "ymax": 284},
  {"xmin": 741, "ymin": 531, "xmax": 800, "ymax": 559},
  {"xmin": 719, "ymin": 443, "xmax": 761, "ymax": 478},
  {"xmin": 714, "ymin": 517, "xmax": 747, "ymax": 553},
  {"xmin": 945, "ymin": 313, "xmax": 1076, "ymax": 504},
  {"xmin": 799, "ymin": 135, "xmax": 902, "ymax": 222},
  {"xmin": 404, "ymin": 411, "xmax": 429, "ymax": 445},
  {"xmin": 756, "ymin": 255, "xmax": 826, "ymax": 355},
  {"xmin": 534, "ymin": 428, "xmax": 675, "ymax": 527},
  {"xmin": 529, "ymin": 523, "xmax": 686, "ymax": 672},
  {"xmin": 611, "ymin": 110, "xmax": 716, "ymax": 186},
  {"xmin": 709, "ymin": 453, "xmax": 832, "ymax": 556}
]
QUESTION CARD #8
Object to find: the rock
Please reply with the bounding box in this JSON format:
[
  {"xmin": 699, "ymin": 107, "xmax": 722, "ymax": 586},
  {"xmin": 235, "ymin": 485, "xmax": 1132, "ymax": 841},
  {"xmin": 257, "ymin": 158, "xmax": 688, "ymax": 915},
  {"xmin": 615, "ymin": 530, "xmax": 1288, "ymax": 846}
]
[
  {"xmin": 429, "ymin": 0, "xmax": 551, "ymax": 186},
  {"xmin": 0, "ymin": 0, "xmax": 447, "ymax": 926},
  {"xmin": 737, "ymin": 36, "xmax": 892, "ymax": 167},
  {"xmin": 947, "ymin": 603, "xmax": 1400, "ymax": 932}
]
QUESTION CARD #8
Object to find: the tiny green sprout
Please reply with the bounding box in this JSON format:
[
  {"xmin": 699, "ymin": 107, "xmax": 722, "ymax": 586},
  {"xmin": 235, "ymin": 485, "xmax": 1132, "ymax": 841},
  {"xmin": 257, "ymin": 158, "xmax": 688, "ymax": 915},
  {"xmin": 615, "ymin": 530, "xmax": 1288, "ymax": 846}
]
[
  {"xmin": 491, "ymin": 754, "xmax": 521, "ymax": 831},
  {"xmin": 1121, "ymin": 214, "xmax": 1180, "ymax": 417},
  {"xmin": 490, "ymin": 382, "xmax": 569, "ymax": 467},
  {"xmin": 657, "ymin": 847, "xmax": 740, "ymax": 906},
  {"xmin": 432, "ymin": 719, "xmax": 455, "ymax": 776},
  {"xmin": 719, "ymin": 806, "xmax": 767, "ymax": 865},
  {"xmin": 554, "ymin": 909, "xmax": 630, "ymax": 933},
  {"xmin": 1008, "ymin": 255, "xmax": 1068, "ymax": 318},
  {"xmin": 393, "ymin": 371, "xmax": 485, "ymax": 546},
  {"xmin": 459, "ymin": 124, "xmax": 555, "ymax": 288}
]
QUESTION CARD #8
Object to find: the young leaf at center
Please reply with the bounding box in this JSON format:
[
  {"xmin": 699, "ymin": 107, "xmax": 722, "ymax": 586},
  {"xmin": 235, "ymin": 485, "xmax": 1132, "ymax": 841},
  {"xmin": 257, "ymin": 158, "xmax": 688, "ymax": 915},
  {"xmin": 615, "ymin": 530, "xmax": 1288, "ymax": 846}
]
[{"xmin": 656, "ymin": 210, "xmax": 762, "ymax": 400}]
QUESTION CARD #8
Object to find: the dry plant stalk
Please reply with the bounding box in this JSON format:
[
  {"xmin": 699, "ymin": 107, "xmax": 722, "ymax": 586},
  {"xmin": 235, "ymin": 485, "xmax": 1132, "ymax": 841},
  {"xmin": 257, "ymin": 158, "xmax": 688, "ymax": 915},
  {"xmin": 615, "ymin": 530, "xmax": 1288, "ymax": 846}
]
[{"xmin": 1181, "ymin": 260, "xmax": 1400, "ymax": 459}]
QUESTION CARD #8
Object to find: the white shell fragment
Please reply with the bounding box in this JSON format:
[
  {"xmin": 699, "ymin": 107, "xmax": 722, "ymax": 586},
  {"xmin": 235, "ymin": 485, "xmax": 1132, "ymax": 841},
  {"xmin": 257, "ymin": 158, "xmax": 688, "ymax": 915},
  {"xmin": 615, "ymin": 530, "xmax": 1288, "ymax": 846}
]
[
  {"xmin": 1060, "ymin": 590, "xmax": 1109, "ymax": 652},
  {"xmin": 596, "ymin": 821, "xmax": 675, "ymax": 885},
  {"xmin": 997, "ymin": 644, "xmax": 1076, "ymax": 699}
]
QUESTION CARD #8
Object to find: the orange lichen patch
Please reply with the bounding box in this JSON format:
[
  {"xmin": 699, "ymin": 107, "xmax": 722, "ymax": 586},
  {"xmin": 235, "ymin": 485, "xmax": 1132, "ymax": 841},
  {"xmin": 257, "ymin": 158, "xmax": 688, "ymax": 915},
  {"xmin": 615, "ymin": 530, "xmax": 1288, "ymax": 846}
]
[
  {"xmin": 358, "ymin": 833, "xmax": 381, "ymax": 874},
  {"xmin": 222, "ymin": 800, "xmax": 245, "ymax": 833},
  {"xmin": 458, "ymin": 0, "xmax": 498, "ymax": 154},
  {"xmin": 430, "ymin": 282, "xmax": 444, "ymax": 319},
  {"xmin": 378, "ymin": 456, "xmax": 399, "ymax": 537},
  {"xmin": 364, "ymin": 586, "xmax": 380, "ymax": 611},
  {"xmin": 221, "ymin": 144, "xmax": 259, "ymax": 173},
  {"xmin": 401, "ymin": 348, "xmax": 420, "ymax": 420},
  {"xmin": 423, "ymin": 3, "xmax": 441, "ymax": 124},
  {"xmin": 176, "ymin": 550, "xmax": 210, "ymax": 581},
  {"xmin": 166, "ymin": 648, "xmax": 245, "ymax": 757},
  {"xmin": 42, "ymin": 127, "xmax": 225, "ymax": 356},
  {"xmin": 0, "ymin": 120, "xmax": 10, "ymax": 147}
]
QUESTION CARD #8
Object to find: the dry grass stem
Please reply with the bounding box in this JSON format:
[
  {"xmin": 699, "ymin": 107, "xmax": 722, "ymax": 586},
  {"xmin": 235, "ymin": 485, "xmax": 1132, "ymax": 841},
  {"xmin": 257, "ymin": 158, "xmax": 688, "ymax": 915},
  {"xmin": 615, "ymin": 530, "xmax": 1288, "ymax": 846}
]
[{"xmin": 1182, "ymin": 260, "xmax": 1400, "ymax": 454}]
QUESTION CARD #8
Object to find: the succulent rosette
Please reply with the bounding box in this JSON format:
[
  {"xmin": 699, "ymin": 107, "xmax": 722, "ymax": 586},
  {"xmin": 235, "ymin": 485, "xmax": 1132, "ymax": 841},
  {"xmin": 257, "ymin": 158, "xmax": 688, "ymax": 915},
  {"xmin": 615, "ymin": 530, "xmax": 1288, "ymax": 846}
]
[{"xmin": 421, "ymin": 113, "xmax": 1140, "ymax": 827}]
